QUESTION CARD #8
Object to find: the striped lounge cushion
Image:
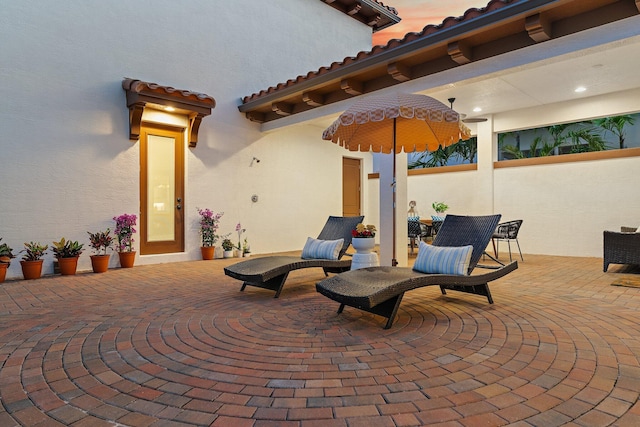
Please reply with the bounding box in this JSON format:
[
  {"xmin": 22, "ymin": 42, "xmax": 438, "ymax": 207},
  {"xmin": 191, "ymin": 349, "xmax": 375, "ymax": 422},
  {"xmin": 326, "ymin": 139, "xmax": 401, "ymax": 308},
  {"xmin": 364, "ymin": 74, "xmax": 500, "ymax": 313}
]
[
  {"xmin": 413, "ymin": 242, "xmax": 472, "ymax": 275},
  {"xmin": 301, "ymin": 237, "xmax": 344, "ymax": 260}
]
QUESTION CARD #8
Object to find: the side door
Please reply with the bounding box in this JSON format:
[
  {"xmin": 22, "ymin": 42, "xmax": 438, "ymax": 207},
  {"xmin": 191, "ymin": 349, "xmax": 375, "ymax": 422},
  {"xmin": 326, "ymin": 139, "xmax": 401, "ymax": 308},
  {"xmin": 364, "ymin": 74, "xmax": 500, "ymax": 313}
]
[
  {"xmin": 140, "ymin": 124, "xmax": 185, "ymax": 254},
  {"xmin": 342, "ymin": 157, "xmax": 361, "ymax": 217}
]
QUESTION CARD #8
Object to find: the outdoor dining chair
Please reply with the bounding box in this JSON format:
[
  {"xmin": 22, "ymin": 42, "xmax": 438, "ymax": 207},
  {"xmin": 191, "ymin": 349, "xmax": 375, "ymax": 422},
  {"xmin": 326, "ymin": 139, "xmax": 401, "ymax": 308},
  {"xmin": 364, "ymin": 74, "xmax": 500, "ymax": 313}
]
[
  {"xmin": 408, "ymin": 218, "xmax": 429, "ymax": 254},
  {"xmin": 491, "ymin": 219, "xmax": 524, "ymax": 262}
]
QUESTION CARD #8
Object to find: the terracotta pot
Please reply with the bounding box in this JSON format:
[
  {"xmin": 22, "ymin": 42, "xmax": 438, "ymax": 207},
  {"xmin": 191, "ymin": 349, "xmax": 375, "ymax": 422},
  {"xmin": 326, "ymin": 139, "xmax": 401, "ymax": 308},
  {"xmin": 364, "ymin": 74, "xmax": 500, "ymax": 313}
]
[
  {"xmin": 0, "ymin": 262, "xmax": 8, "ymax": 283},
  {"xmin": 200, "ymin": 246, "xmax": 215, "ymax": 260},
  {"xmin": 57, "ymin": 256, "xmax": 79, "ymax": 275},
  {"xmin": 90, "ymin": 254, "xmax": 110, "ymax": 273},
  {"xmin": 21, "ymin": 260, "xmax": 44, "ymax": 280},
  {"xmin": 118, "ymin": 251, "xmax": 136, "ymax": 268}
]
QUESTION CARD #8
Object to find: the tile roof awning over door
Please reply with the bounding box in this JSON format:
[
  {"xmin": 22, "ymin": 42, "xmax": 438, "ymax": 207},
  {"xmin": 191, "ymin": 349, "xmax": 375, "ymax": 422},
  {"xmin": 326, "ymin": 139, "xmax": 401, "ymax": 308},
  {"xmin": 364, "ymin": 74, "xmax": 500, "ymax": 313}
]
[{"xmin": 122, "ymin": 78, "xmax": 216, "ymax": 147}]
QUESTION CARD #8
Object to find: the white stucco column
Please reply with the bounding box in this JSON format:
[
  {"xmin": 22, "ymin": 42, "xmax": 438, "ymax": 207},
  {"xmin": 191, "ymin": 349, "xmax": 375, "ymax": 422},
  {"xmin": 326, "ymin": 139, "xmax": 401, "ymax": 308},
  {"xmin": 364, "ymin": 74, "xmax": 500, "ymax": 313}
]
[
  {"xmin": 475, "ymin": 115, "xmax": 496, "ymax": 213},
  {"xmin": 379, "ymin": 151, "xmax": 408, "ymax": 267}
]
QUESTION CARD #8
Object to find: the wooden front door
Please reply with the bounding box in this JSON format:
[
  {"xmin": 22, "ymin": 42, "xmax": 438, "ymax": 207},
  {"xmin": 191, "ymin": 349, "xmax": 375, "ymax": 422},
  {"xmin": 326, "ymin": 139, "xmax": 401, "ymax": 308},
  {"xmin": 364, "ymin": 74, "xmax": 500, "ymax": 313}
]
[
  {"xmin": 140, "ymin": 124, "xmax": 185, "ymax": 254},
  {"xmin": 342, "ymin": 157, "xmax": 361, "ymax": 217}
]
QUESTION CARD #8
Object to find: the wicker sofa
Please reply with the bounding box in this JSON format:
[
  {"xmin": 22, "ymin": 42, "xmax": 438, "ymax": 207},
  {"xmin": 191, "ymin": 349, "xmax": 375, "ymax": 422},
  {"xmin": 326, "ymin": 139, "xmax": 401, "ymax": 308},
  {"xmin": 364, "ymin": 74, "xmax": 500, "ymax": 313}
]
[{"xmin": 603, "ymin": 226, "xmax": 640, "ymax": 272}]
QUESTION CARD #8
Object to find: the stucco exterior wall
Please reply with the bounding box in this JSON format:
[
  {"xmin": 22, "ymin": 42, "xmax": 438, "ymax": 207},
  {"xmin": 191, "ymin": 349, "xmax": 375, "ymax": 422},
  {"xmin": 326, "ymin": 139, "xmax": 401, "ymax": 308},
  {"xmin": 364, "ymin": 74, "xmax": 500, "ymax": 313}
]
[{"xmin": 0, "ymin": 0, "xmax": 373, "ymax": 278}]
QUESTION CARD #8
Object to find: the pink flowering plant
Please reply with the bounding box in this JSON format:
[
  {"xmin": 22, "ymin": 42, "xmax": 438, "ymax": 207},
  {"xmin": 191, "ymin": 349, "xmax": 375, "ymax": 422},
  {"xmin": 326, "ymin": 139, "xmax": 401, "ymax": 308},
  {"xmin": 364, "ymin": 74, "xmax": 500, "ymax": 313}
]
[
  {"xmin": 197, "ymin": 208, "xmax": 223, "ymax": 247},
  {"xmin": 113, "ymin": 213, "xmax": 137, "ymax": 252}
]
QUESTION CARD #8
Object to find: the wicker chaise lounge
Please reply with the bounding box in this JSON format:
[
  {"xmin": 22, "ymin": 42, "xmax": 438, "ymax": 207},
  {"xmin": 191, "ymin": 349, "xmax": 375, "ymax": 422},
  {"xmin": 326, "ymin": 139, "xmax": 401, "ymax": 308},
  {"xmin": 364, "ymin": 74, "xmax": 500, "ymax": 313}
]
[
  {"xmin": 224, "ymin": 215, "xmax": 363, "ymax": 298},
  {"xmin": 603, "ymin": 226, "xmax": 640, "ymax": 272},
  {"xmin": 316, "ymin": 214, "xmax": 518, "ymax": 329}
]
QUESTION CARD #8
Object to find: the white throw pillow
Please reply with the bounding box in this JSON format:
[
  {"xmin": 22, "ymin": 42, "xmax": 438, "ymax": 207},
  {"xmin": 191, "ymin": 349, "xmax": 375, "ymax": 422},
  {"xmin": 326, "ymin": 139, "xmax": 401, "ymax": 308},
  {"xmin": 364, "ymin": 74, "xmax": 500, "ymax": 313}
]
[
  {"xmin": 301, "ymin": 237, "xmax": 344, "ymax": 260},
  {"xmin": 413, "ymin": 242, "xmax": 473, "ymax": 275}
]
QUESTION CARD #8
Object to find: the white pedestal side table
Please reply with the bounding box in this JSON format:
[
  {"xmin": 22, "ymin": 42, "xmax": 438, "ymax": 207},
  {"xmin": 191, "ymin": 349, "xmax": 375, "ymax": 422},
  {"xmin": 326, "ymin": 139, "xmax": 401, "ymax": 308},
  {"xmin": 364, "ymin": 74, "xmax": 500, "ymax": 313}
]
[{"xmin": 350, "ymin": 238, "xmax": 379, "ymax": 270}]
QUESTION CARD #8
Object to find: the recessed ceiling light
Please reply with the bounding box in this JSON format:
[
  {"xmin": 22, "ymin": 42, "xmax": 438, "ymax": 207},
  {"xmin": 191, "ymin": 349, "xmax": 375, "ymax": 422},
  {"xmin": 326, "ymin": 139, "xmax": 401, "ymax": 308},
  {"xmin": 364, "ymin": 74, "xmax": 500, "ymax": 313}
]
[
  {"xmin": 473, "ymin": 107, "xmax": 482, "ymax": 112},
  {"xmin": 165, "ymin": 106, "xmax": 176, "ymax": 112},
  {"xmin": 574, "ymin": 86, "xmax": 587, "ymax": 93}
]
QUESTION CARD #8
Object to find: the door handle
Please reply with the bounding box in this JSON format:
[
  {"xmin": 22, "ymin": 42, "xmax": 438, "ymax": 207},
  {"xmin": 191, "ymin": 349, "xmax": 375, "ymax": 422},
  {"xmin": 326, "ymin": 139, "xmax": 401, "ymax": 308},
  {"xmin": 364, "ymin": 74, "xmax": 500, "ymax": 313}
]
[{"xmin": 176, "ymin": 204, "xmax": 182, "ymax": 210}]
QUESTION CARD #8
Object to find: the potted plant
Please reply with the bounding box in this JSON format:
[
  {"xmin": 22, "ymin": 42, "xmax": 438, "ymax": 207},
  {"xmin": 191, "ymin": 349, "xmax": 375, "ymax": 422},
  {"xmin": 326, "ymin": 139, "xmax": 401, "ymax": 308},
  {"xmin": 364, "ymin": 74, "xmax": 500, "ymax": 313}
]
[
  {"xmin": 235, "ymin": 223, "xmax": 246, "ymax": 257},
  {"xmin": 197, "ymin": 208, "xmax": 223, "ymax": 260},
  {"xmin": 114, "ymin": 213, "xmax": 137, "ymax": 268},
  {"xmin": 222, "ymin": 238, "xmax": 234, "ymax": 258},
  {"xmin": 51, "ymin": 238, "xmax": 84, "ymax": 275},
  {"xmin": 20, "ymin": 241, "xmax": 48, "ymax": 280},
  {"xmin": 242, "ymin": 238, "xmax": 251, "ymax": 258},
  {"xmin": 87, "ymin": 229, "xmax": 114, "ymax": 273},
  {"xmin": 432, "ymin": 201, "xmax": 449, "ymax": 216},
  {"xmin": 351, "ymin": 223, "xmax": 377, "ymax": 253},
  {"xmin": 0, "ymin": 238, "xmax": 15, "ymax": 283}
]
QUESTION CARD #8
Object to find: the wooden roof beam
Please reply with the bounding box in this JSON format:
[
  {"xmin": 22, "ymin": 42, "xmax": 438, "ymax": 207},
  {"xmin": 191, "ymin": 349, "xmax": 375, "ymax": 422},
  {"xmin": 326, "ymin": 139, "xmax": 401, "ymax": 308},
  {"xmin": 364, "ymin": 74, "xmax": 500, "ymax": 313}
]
[
  {"xmin": 367, "ymin": 15, "xmax": 381, "ymax": 27},
  {"xmin": 341, "ymin": 78, "xmax": 363, "ymax": 95},
  {"xmin": 245, "ymin": 111, "xmax": 265, "ymax": 123},
  {"xmin": 348, "ymin": 4, "xmax": 361, "ymax": 16},
  {"xmin": 302, "ymin": 91, "xmax": 325, "ymax": 107},
  {"xmin": 447, "ymin": 41, "xmax": 472, "ymax": 65},
  {"xmin": 388, "ymin": 62, "xmax": 412, "ymax": 82},
  {"xmin": 525, "ymin": 13, "xmax": 551, "ymax": 42},
  {"xmin": 272, "ymin": 102, "xmax": 293, "ymax": 116}
]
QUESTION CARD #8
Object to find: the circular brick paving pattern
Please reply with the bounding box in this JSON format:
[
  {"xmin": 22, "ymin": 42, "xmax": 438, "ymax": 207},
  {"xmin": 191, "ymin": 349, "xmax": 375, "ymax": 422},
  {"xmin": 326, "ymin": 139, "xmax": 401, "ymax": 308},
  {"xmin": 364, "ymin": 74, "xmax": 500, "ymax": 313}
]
[{"xmin": 1, "ymin": 256, "xmax": 640, "ymax": 426}]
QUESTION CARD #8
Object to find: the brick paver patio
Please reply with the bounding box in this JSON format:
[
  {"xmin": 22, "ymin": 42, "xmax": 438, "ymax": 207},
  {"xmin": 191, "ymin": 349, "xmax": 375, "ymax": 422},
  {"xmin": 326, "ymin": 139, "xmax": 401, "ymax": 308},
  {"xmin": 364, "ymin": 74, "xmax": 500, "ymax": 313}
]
[{"xmin": 1, "ymin": 253, "xmax": 639, "ymax": 426}]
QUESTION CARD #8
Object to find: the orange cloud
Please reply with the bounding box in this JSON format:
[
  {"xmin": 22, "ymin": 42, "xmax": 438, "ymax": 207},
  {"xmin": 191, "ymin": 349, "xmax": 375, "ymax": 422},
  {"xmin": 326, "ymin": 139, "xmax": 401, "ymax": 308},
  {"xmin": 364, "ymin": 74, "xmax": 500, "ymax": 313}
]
[{"xmin": 373, "ymin": 0, "xmax": 482, "ymax": 46}]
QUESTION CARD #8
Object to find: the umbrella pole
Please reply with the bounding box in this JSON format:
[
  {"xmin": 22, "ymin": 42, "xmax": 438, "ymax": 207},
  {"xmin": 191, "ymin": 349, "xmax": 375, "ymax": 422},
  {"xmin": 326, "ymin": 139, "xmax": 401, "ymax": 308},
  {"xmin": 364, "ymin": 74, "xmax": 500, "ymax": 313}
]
[{"xmin": 392, "ymin": 118, "xmax": 398, "ymax": 267}]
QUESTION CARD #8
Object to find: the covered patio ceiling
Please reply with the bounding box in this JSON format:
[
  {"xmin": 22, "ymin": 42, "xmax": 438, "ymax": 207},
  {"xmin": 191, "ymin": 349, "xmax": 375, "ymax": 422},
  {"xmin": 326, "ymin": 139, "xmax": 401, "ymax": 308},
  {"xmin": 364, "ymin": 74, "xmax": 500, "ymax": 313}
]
[
  {"xmin": 317, "ymin": 28, "xmax": 640, "ymax": 131},
  {"xmin": 240, "ymin": 0, "xmax": 640, "ymax": 131}
]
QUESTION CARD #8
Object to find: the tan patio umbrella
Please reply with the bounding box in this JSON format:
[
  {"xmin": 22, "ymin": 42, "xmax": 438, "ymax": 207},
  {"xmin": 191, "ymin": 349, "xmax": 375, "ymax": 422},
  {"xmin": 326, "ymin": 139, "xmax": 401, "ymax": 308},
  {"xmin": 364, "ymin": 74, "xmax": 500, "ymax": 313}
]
[{"xmin": 322, "ymin": 92, "xmax": 471, "ymax": 266}]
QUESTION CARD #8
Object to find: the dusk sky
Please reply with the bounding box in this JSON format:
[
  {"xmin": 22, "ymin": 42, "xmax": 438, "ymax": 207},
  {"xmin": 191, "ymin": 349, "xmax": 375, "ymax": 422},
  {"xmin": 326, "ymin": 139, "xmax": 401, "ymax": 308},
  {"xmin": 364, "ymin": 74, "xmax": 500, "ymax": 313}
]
[{"xmin": 373, "ymin": 0, "xmax": 486, "ymax": 45}]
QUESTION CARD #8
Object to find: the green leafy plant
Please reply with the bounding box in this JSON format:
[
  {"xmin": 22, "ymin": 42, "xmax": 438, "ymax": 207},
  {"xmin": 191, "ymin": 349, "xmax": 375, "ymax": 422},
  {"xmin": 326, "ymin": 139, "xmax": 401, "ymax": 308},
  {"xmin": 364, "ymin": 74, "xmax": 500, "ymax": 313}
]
[
  {"xmin": 21, "ymin": 242, "xmax": 48, "ymax": 261},
  {"xmin": 568, "ymin": 127, "xmax": 607, "ymax": 153},
  {"xmin": 222, "ymin": 239, "xmax": 234, "ymax": 251},
  {"xmin": 453, "ymin": 137, "xmax": 478, "ymax": 164},
  {"xmin": 432, "ymin": 202, "xmax": 449, "ymax": 214},
  {"xmin": 87, "ymin": 229, "xmax": 114, "ymax": 255},
  {"xmin": 0, "ymin": 238, "xmax": 16, "ymax": 265},
  {"xmin": 242, "ymin": 238, "xmax": 251, "ymax": 254},
  {"xmin": 51, "ymin": 238, "xmax": 84, "ymax": 258},
  {"xmin": 409, "ymin": 144, "xmax": 456, "ymax": 168},
  {"xmin": 593, "ymin": 114, "xmax": 635, "ymax": 149}
]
